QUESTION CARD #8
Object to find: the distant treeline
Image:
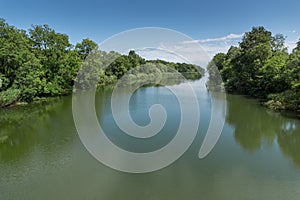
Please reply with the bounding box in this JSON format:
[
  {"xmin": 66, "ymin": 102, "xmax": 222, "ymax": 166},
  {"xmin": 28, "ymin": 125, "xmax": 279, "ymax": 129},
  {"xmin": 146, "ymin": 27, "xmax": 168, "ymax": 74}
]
[
  {"xmin": 208, "ymin": 26, "xmax": 299, "ymax": 113},
  {"xmin": 0, "ymin": 18, "xmax": 203, "ymax": 107}
]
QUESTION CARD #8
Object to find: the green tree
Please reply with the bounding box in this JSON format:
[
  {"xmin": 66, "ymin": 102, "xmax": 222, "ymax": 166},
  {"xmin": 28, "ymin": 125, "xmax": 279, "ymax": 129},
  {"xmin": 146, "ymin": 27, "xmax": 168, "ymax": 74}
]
[
  {"xmin": 207, "ymin": 53, "xmax": 226, "ymax": 86},
  {"xmin": 208, "ymin": 26, "xmax": 299, "ymax": 113},
  {"xmin": 75, "ymin": 38, "xmax": 98, "ymax": 59},
  {"xmin": 0, "ymin": 18, "xmax": 204, "ymax": 107},
  {"xmin": 29, "ymin": 24, "xmax": 77, "ymax": 96}
]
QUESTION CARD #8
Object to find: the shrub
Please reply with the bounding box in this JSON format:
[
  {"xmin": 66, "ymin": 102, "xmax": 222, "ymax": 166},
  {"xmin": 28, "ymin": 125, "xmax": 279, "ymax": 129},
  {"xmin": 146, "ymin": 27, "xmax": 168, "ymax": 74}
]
[{"xmin": 0, "ymin": 89, "xmax": 21, "ymax": 107}]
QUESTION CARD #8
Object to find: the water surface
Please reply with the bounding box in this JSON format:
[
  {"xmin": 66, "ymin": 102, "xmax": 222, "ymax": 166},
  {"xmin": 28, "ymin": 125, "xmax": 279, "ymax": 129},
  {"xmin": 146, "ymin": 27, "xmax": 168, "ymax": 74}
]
[{"xmin": 1, "ymin": 80, "xmax": 300, "ymax": 200}]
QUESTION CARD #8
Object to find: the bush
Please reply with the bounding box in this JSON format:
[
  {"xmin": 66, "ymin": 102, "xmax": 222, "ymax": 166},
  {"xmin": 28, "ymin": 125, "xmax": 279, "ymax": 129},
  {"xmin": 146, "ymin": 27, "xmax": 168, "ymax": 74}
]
[
  {"xmin": 0, "ymin": 89, "xmax": 21, "ymax": 107},
  {"xmin": 266, "ymin": 90, "xmax": 300, "ymax": 112}
]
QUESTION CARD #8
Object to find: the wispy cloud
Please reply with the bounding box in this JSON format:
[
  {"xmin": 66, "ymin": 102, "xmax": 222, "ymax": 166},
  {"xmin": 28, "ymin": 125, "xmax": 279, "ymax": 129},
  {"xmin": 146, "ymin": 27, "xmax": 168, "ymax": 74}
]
[
  {"xmin": 286, "ymin": 30, "xmax": 297, "ymax": 34},
  {"xmin": 135, "ymin": 34, "xmax": 244, "ymax": 67},
  {"xmin": 181, "ymin": 33, "xmax": 244, "ymax": 61},
  {"xmin": 183, "ymin": 33, "xmax": 244, "ymax": 44},
  {"xmin": 134, "ymin": 43, "xmax": 212, "ymax": 67}
]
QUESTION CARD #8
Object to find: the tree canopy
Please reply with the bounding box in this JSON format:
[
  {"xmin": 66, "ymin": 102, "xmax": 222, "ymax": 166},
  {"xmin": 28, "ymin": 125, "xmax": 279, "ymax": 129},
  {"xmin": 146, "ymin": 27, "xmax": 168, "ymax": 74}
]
[
  {"xmin": 0, "ymin": 18, "xmax": 203, "ymax": 107},
  {"xmin": 208, "ymin": 26, "xmax": 300, "ymax": 113}
]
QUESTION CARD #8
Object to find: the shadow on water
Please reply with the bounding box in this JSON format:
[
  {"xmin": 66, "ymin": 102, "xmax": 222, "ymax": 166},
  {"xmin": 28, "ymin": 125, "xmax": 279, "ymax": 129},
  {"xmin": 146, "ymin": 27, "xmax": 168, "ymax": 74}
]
[
  {"xmin": 226, "ymin": 95, "xmax": 300, "ymax": 166},
  {"xmin": 0, "ymin": 97, "xmax": 76, "ymax": 163},
  {"xmin": 1, "ymin": 84, "xmax": 300, "ymax": 168}
]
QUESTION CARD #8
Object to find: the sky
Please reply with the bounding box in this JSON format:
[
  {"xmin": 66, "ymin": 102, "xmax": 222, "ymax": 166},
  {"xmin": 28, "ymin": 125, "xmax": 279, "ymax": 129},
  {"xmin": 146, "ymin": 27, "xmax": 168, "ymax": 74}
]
[{"xmin": 1, "ymin": 0, "xmax": 300, "ymax": 64}]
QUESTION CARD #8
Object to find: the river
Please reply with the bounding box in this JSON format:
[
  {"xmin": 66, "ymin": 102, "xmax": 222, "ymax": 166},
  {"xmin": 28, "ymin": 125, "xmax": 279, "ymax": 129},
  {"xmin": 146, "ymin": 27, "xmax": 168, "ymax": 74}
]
[{"xmin": 0, "ymin": 79, "xmax": 300, "ymax": 200}]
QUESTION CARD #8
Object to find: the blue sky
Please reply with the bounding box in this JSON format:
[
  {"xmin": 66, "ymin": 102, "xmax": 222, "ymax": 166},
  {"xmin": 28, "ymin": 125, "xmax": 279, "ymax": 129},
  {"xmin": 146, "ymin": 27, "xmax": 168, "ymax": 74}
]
[{"xmin": 1, "ymin": 0, "xmax": 300, "ymax": 62}]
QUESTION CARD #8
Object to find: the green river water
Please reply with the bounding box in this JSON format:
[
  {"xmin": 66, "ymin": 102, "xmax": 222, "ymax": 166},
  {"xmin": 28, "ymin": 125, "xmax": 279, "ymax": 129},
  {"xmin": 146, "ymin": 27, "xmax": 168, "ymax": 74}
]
[{"xmin": 0, "ymin": 79, "xmax": 300, "ymax": 200}]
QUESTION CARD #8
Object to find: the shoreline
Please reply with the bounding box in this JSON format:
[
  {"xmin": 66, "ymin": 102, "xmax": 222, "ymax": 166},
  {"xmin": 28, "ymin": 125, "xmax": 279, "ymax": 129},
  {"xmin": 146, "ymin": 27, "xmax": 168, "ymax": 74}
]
[{"xmin": 2, "ymin": 83, "xmax": 300, "ymax": 120}]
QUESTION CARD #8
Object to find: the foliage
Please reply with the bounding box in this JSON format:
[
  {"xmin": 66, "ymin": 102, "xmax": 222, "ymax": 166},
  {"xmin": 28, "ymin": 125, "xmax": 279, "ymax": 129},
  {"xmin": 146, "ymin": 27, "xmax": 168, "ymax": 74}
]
[
  {"xmin": 75, "ymin": 38, "xmax": 98, "ymax": 59},
  {"xmin": 208, "ymin": 26, "xmax": 300, "ymax": 113},
  {"xmin": 0, "ymin": 88, "xmax": 20, "ymax": 107},
  {"xmin": 0, "ymin": 18, "xmax": 203, "ymax": 107}
]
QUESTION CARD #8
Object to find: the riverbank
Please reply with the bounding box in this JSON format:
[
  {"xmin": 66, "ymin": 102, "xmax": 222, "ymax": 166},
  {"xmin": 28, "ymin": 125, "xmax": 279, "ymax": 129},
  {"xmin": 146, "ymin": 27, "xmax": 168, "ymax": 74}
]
[{"xmin": 206, "ymin": 84, "xmax": 300, "ymax": 119}]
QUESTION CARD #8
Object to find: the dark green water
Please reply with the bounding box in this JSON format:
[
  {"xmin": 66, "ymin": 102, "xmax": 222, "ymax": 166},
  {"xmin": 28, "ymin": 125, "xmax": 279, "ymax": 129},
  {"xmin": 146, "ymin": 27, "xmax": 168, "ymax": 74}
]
[{"xmin": 1, "ymin": 80, "xmax": 300, "ymax": 200}]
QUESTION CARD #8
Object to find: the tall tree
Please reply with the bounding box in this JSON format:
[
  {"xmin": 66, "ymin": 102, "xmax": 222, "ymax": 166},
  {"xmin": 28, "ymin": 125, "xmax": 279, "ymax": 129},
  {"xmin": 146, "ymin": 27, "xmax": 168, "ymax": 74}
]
[{"xmin": 29, "ymin": 25, "xmax": 77, "ymax": 95}]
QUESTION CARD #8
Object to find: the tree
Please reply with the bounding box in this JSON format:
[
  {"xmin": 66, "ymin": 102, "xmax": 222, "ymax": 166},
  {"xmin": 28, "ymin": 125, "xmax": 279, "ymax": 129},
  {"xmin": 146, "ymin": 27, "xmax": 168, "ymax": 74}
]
[
  {"xmin": 258, "ymin": 51, "xmax": 289, "ymax": 95},
  {"xmin": 75, "ymin": 38, "xmax": 98, "ymax": 59},
  {"xmin": 207, "ymin": 53, "xmax": 226, "ymax": 86},
  {"xmin": 0, "ymin": 18, "xmax": 45, "ymax": 102},
  {"xmin": 29, "ymin": 24, "xmax": 77, "ymax": 96},
  {"xmin": 13, "ymin": 53, "xmax": 45, "ymax": 101},
  {"xmin": 208, "ymin": 26, "xmax": 299, "ymax": 112},
  {"xmin": 271, "ymin": 34, "xmax": 287, "ymax": 52},
  {"xmin": 237, "ymin": 26, "xmax": 273, "ymax": 95},
  {"xmin": 0, "ymin": 18, "xmax": 33, "ymax": 89},
  {"xmin": 0, "ymin": 18, "xmax": 204, "ymax": 106},
  {"xmin": 220, "ymin": 46, "xmax": 241, "ymax": 91}
]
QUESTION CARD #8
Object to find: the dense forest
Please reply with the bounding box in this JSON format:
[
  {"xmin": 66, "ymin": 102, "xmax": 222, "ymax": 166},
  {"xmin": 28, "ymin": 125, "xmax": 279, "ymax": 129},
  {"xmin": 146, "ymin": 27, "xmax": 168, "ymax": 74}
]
[
  {"xmin": 0, "ymin": 18, "xmax": 203, "ymax": 107},
  {"xmin": 208, "ymin": 26, "xmax": 300, "ymax": 113}
]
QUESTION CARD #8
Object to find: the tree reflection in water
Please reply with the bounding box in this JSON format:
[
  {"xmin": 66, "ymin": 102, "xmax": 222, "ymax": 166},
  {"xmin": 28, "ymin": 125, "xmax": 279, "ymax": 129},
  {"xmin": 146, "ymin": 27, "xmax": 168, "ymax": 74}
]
[{"xmin": 226, "ymin": 95, "xmax": 300, "ymax": 166}]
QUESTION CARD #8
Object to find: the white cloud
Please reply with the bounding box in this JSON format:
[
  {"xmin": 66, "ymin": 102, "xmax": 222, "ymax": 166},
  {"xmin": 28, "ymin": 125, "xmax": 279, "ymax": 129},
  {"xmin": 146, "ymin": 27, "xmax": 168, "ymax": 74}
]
[
  {"xmin": 134, "ymin": 43, "xmax": 211, "ymax": 68},
  {"xmin": 135, "ymin": 34, "xmax": 244, "ymax": 67},
  {"xmin": 286, "ymin": 30, "xmax": 296, "ymax": 34},
  {"xmin": 286, "ymin": 42, "xmax": 297, "ymax": 52},
  {"xmin": 186, "ymin": 34, "xmax": 244, "ymax": 60},
  {"xmin": 286, "ymin": 38, "xmax": 300, "ymax": 52},
  {"xmin": 183, "ymin": 33, "xmax": 244, "ymax": 44}
]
